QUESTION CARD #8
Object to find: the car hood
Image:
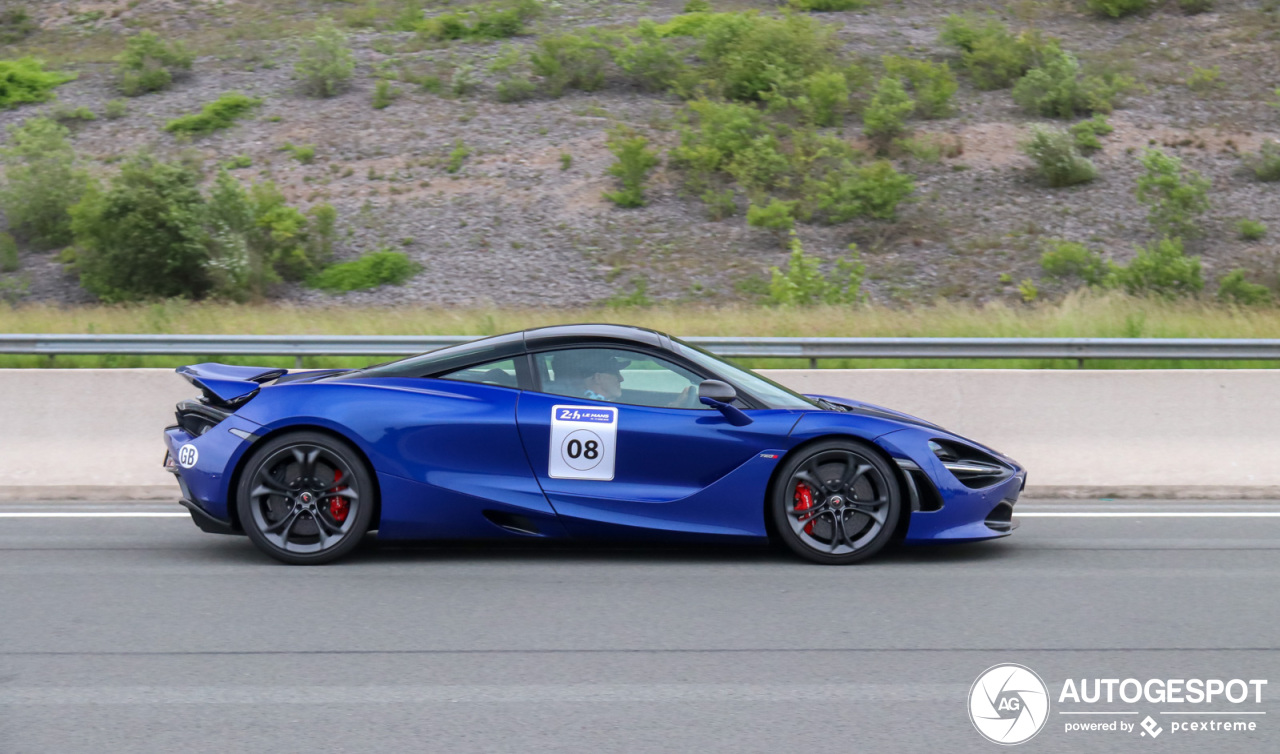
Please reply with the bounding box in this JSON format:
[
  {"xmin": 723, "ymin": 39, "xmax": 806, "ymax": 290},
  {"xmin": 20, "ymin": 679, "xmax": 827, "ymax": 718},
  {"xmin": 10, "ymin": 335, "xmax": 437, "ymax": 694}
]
[{"xmin": 803, "ymin": 393, "xmax": 945, "ymax": 432}]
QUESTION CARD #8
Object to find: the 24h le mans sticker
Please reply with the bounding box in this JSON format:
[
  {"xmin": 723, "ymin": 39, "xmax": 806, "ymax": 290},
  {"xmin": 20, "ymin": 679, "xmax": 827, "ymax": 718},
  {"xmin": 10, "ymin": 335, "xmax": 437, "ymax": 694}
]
[{"xmin": 548, "ymin": 406, "xmax": 617, "ymax": 481}]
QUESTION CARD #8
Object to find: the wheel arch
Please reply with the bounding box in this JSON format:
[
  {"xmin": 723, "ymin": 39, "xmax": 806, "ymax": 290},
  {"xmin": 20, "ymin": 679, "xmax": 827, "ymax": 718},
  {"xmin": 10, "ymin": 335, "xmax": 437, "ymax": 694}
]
[
  {"xmin": 227, "ymin": 423, "xmax": 383, "ymax": 533},
  {"xmin": 762, "ymin": 433, "xmax": 913, "ymax": 544}
]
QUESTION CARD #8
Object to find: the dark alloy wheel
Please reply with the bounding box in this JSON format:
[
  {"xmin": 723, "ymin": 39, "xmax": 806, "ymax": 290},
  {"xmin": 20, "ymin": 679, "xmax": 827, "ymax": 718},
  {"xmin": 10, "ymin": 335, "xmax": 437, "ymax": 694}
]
[
  {"xmin": 771, "ymin": 439, "xmax": 901, "ymax": 565},
  {"xmin": 236, "ymin": 431, "xmax": 375, "ymax": 565}
]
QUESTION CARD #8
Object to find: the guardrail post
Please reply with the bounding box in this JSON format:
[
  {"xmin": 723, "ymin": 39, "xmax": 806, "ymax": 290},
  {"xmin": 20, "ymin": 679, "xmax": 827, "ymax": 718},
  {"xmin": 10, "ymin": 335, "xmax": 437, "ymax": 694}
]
[{"xmin": 295, "ymin": 356, "xmax": 304, "ymax": 369}]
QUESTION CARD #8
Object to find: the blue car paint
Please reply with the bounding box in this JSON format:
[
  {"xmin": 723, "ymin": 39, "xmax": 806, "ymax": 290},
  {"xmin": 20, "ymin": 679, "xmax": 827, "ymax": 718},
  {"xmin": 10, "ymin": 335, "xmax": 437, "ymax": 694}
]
[{"xmin": 167, "ymin": 356, "xmax": 1024, "ymax": 548}]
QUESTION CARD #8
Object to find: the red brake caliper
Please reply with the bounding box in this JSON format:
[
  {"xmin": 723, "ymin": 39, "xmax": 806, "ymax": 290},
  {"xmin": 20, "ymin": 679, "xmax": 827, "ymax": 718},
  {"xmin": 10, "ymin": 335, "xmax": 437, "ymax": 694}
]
[
  {"xmin": 328, "ymin": 469, "xmax": 350, "ymax": 523},
  {"xmin": 794, "ymin": 482, "xmax": 815, "ymax": 534}
]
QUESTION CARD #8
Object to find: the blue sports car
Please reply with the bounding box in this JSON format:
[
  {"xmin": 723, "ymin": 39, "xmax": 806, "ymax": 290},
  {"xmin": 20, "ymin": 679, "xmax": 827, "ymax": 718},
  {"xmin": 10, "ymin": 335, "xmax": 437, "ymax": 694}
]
[{"xmin": 163, "ymin": 324, "xmax": 1025, "ymax": 565}]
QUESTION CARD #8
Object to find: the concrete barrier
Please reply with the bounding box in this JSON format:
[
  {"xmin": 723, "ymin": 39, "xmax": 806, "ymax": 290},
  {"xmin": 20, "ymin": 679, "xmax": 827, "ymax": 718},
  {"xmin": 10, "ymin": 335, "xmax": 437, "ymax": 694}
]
[{"xmin": 2, "ymin": 368, "xmax": 1277, "ymax": 501}]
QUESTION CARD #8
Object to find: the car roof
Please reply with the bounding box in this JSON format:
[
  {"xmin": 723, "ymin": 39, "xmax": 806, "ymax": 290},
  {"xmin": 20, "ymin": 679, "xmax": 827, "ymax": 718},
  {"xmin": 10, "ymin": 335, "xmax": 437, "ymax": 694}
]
[{"xmin": 521, "ymin": 323, "xmax": 666, "ymax": 351}]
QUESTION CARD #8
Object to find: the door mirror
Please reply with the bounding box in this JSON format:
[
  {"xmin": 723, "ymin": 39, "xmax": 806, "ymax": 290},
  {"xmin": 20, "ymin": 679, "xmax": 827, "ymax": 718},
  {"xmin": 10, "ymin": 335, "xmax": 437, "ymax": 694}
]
[
  {"xmin": 698, "ymin": 379, "xmax": 736, "ymax": 404},
  {"xmin": 698, "ymin": 380, "xmax": 752, "ymax": 426}
]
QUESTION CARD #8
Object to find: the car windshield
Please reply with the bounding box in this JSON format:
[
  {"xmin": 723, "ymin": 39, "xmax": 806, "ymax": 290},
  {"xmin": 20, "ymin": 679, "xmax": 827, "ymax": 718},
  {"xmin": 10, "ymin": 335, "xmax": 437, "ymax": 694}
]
[{"xmin": 669, "ymin": 338, "xmax": 818, "ymax": 410}]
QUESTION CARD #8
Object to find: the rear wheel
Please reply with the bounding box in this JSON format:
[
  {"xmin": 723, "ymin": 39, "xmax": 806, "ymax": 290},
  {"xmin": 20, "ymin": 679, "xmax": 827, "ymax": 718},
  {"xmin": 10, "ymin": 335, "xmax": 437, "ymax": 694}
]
[
  {"xmin": 771, "ymin": 439, "xmax": 901, "ymax": 565},
  {"xmin": 236, "ymin": 431, "xmax": 374, "ymax": 565}
]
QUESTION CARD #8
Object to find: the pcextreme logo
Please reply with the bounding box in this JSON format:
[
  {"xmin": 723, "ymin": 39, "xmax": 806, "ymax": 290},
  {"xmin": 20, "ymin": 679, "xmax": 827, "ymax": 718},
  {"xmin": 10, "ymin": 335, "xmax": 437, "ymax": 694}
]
[{"xmin": 969, "ymin": 664, "xmax": 1269, "ymax": 745}]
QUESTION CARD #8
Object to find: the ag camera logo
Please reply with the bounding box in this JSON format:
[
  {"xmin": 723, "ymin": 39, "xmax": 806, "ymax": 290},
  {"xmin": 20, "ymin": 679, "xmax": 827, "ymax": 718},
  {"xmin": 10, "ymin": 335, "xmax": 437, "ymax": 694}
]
[{"xmin": 969, "ymin": 664, "xmax": 1050, "ymax": 745}]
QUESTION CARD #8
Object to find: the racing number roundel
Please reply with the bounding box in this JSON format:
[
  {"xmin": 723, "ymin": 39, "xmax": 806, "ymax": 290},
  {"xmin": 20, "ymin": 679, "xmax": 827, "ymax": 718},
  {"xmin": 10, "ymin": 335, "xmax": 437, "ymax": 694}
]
[{"xmin": 548, "ymin": 406, "xmax": 617, "ymax": 481}]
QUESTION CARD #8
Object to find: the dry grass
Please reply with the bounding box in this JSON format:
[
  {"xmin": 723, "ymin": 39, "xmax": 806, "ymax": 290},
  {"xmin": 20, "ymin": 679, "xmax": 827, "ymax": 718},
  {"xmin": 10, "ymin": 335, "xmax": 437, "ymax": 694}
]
[{"xmin": 4, "ymin": 292, "xmax": 1280, "ymax": 369}]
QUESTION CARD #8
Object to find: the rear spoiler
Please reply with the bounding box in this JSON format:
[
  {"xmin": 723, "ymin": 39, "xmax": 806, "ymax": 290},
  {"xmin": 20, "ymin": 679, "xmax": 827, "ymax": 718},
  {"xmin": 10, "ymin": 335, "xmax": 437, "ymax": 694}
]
[{"xmin": 176, "ymin": 363, "xmax": 287, "ymax": 406}]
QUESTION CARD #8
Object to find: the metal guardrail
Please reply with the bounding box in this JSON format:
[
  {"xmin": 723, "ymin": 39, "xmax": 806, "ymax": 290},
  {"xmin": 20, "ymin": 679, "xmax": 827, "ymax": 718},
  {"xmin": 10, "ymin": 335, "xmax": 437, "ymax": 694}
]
[{"xmin": 5, "ymin": 334, "xmax": 1280, "ymax": 368}]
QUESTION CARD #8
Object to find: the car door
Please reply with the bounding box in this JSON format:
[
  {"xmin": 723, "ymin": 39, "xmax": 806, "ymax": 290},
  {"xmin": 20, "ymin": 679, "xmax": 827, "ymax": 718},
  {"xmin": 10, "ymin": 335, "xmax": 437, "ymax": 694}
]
[{"xmin": 515, "ymin": 347, "xmax": 802, "ymax": 539}]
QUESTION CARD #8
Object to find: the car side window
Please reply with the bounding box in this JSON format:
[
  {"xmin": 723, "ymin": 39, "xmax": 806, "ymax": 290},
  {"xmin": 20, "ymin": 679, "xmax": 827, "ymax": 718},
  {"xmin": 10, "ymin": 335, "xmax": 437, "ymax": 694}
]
[
  {"xmin": 439, "ymin": 358, "xmax": 519, "ymax": 388},
  {"xmin": 533, "ymin": 348, "xmax": 709, "ymax": 409}
]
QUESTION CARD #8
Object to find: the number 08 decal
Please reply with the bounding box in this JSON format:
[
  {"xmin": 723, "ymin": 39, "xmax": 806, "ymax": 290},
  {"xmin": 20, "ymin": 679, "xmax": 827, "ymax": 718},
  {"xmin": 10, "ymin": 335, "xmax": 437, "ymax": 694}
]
[{"xmin": 548, "ymin": 406, "xmax": 617, "ymax": 481}]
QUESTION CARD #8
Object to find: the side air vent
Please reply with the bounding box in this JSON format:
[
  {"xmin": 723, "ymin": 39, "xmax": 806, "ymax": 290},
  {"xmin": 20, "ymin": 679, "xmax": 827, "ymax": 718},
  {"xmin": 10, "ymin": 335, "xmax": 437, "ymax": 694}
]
[
  {"xmin": 175, "ymin": 399, "xmax": 231, "ymax": 437},
  {"xmin": 929, "ymin": 440, "xmax": 1014, "ymax": 490},
  {"xmin": 482, "ymin": 511, "xmax": 542, "ymax": 536}
]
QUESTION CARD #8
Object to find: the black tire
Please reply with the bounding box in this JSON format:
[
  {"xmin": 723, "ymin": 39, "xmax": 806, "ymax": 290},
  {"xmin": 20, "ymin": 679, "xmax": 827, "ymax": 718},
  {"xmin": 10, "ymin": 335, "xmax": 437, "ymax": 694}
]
[
  {"xmin": 236, "ymin": 431, "xmax": 375, "ymax": 565},
  {"xmin": 770, "ymin": 438, "xmax": 901, "ymax": 565}
]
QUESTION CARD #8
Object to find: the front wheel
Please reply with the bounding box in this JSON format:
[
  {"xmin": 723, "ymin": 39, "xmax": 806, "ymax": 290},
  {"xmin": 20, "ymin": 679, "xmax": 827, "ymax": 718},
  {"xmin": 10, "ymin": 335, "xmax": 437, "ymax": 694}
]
[
  {"xmin": 236, "ymin": 431, "xmax": 375, "ymax": 565},
  {"xmin": 771, "ymin": 439, "xmax": 901, "ymax": 565}
]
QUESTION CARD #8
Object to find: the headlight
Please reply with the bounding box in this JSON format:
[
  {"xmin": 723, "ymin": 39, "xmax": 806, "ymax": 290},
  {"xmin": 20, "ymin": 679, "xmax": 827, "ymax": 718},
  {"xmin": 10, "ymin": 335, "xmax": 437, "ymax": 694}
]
[{"xmin": 930, "ymin": 439, "xmax": 1012, "ymax": 489}]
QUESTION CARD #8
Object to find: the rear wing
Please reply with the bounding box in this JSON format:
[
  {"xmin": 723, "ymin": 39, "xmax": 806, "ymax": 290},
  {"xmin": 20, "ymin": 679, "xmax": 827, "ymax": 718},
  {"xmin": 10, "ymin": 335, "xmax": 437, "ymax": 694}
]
[{"xmin": 176, "ymin": 363, "xmax": 287, "ymax": 406}]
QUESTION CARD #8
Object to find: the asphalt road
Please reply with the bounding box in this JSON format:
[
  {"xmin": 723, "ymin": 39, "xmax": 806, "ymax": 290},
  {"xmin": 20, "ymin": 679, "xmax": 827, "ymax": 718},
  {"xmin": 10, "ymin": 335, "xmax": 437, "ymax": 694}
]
[{"xmin": 1, "ymin": 500, "xmax": 1278, "ymax": 753}]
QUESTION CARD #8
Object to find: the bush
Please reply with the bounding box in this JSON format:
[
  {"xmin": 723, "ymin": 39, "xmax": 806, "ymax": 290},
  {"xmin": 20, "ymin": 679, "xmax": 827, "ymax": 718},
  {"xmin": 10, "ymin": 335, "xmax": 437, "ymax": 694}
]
[
  {"xmin": 614, "ymin": 21, "xmax": 688, "ymax": 92},
  {"xmin": 282, "ymin": 142, "xmax": 316, "ymax": 164},
  {"xmin": 446, "ymin": 140, "xmax": 470, "ymax": 173},
  {"xmin": 746, "ymin": 198, "xmax": 797, "ymax": 232},
  {"xmin": 1217, "ymin": 269, "xmax": 1271, "ymax": 306},
  {"xmin": 309, "ymin": 250, "xmax": 418, "ymax": 291},
  {"xmin": 1012, "ymin": 49, "xmax": 1133, "ymax": 118},
  {"xmin": 702, "ymin": 188, "xmax": 737, "ymax": 219},
  {"xmin": 882, "ymin": 55, "xmax": 956, "ymax": 119},
  {"xmin": 164, "ymin": 93, "xmax": 262, "ymax": 134},
  {"xmin": 69, "ymin": 155, "xmax": 211, "ymax": 302},
  {"xmin": 1186, "ymin": 65, "xmax": 1220, "ymax": 92},
  {"xmin": 417, "ymin": 0, "xmax": 541, "ymax": 41},
  {"xmin": 0, "ymin": 7, "xmax": 36, "ymax": 44},
  {"xmin": 1249, "ymin": 140, "xmax": 1280, "ymax": 182},
  {"xmin": 811, "ymin": 160, "xmax": 914, "ymax": 222},
  {"xmin": 862, "ymin": 76, "xmax": 914, "ymax": 144},
  {"xmin": 0, "ymin": 57, "xmax": 76, "ymax": 109},
  {"xmin": 1039, "ymin": 239, "xmax": 1109, "ymax": 285},
  {"xmin": 670, "ymin": 99, "xmax": 773, "ymax": 192},
  {"xmin": 791, "ymin": 69, "xmax": 849, "ymax": 127},
  {"xmin": 1086, "ymin": 0, "xmax": 1148, "ymax": 18},
  {"xmin": 1021, "ymin": 126, "xmax": 1097, "ymax": 187},
  {"xmin": 50, "ymin": 104, "xmax": 97, "ymax": 124},
  {"xmin": 1238, "ymin": 219, "xmax": 1267, "ymax": 241},
  {"xmin": 496, "ymin": 76, "xmax": 537, "ymax": 102},
  {"xmin": 694, "ymin": 12, "xmax": 839, "ymax": 101},
  {"xmin": 372, "ymin": 79, "xmax": 401, "ymax": 109},
  {"xmin": 530, "ymin": 33, "xmax": 610, "ymax": 96},
  {"xmin": 767, "ymin": 232, "xmax": 865, "ymax": 306},
  {"xmin": 0, "ymin": 118, "xmax": 92, "ymax": 249},
  {"xmin": 938, "ymin": 14, "xmax": 1058, "ymax": 90},
  {"xmin": 1135, "ymin": 148, "xmax": 1211, "ymax": 238},
  {"xmin": 103, "ymin": 99, "xmax": 128, "ymax": 119},
  {"xmin": 1069, "ymin": 114, "xmax": 1112, "ymax": 152},
  {"xmin": 295, "ymin": 19, "xmax": 355, "ymax": 97},
  {"xmin": 0, "ymin": 232, "xmax": 17, "ymax": 272},
  {"xmin": 603, "ymin": 126, "xmax": 660, "ymax": 208},
  {"xmin": 1111, "ymin": 237, "xmax": 1203, "ymax": 298},
  {"xmin": 787, "ymin": 0, "xmax": 868, "ymax": 10},
  {"xmin": 116, "ymin": 31, "xmax": 193, "ymax": 96}
]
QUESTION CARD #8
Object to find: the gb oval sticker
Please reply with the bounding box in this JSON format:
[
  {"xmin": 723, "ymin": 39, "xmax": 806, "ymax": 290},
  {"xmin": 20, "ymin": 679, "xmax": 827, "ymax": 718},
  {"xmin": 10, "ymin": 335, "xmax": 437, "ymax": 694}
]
[{"xmin": 177, "ymin": 444, "xmax": 199, "ymax": 469}]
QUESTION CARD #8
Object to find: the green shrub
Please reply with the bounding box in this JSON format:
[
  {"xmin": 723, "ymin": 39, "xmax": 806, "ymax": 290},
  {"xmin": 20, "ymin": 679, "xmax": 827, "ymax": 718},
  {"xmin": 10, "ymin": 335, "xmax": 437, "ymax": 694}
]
[
  {"xmin": 1178, "ymin": 0, "xmax": 1213, "ymax": 13},
  {"xmin": 446, "ymin": 140, "xmax": 470, "ymax": 173},
  {"xmin": 164, "ymin": 93, "xmax": 262, "ymax": 134},
  {"xmin": 0, "ymin": 232, "xmax": 18, "ymax": 272},
  {"xmin": 496, "ymin": 77, "xmax": 537, "ymax": 102},
  {"xmin": 684, "ymin": 0, "xmax": 711, "ymax": 12},
  {"xmin": 295, "ymin": 19, "xmax": 355, "ymax": 97},
  {"xmin": 1069, "ymin": 114, "xmax": 1112, "ymax": 152},
  {"xmin": 790, "ymin": 69, "xmax": 850, "ymax": 126},
  {"xmin": 309, "ymin": 250, "xmax": 418, "ymax": 291},
  {"xmin": 560, "ymin": 152, "xmax": 572, "ymax": 170},
  {"xmin": 223, "ymin": 154, "xmax": 253, "ymax": 170},
  {"xmin": 450, "ymin": 63, "xmax": 479, "ymax": 96},
  {"xmin": 670, "ymin": 99, "xmax": 772, "ymax": 193},
  {"xmin": 1238, "ymin": 219, "xmax": 1267, "ymax": 241},
  {"xmin": 1086, "ymin": 0, "xmax": 1148, "ymax": 18},
  {"xmin": 417, "ymin": 0, "xmax": 541, "ymax": 41},
  {"xmin": 882, "ymin": 55, "xmax": 956, "ymax": 119},
  {"xmin": 767, "ymin": 232, "xmax": 865, "ymax": 306},
  {"xmin": 862, "ymin": 75, "xmax": 914, "ymax": 143},
  {"xmin": 116, "ymin": 31, "xmax": 193, "ymax": 96},
  {"xmin": 50, "ymin": 104, "xmax": 97, "ymax": 124},
  {"xmin": 69, "ymin": 155, "xmax": 211, "ymax": 302},
  {"xmin": 281, "ymin": 142, "xmax": 316, "ymax": 164},
  {"xmin": 1217, "ymin": 269, "xmax": 1271, "ymax": 306},
  {"xmin": 603, "ymin": 126, "xmax": 660, "ymax": 208},
  {"xmin": 811, "ymin": 160, "xmax": 914, "ymax": 222},
  {"xmin": 1248, "ymin": 140, "xmax": 1280, "ymax": 182},
  {"xmin": 938, "ymin": 14, "xmax": 1058, "ymax": 90},
  {"xmin": 702, "ymin": 188, "xmax": 736, "ymax": 219},
  {"xmin": 1012, "ymin": 49, "xmax": 1133, "ymax": 117},
  {"xmin": 746, "ymin": 198, "xmax": 797, "ymax": 232},
  {"xmin": 530, "ymin": 33, "xmax": 610, "ymax": 96},
  {"xmin": 1111, "ymin": 237, "xmax": 1203, "ymax": 298},
  {"xmin": 1135, "ymin": 148, "xmax": 1211, "ymax": 238},
  {"xmin": 0, "ymin": 118, "xmax": 92, "ymax": 249},
  {"xmin": 103, "ymin": 99, "xmax": 128, "ymax": 119},
  {"xmin": 372, "ymin": 79, "xmax": 401, "ymax": 109},
  {"xmin": 0, "ymin": 7, "xmax": 36, "ymax": 44},
  {"xmin": 1021, "ymin": 126, "xmax": 1097, "ymax": 187},
  {"xmin": 614, "ymin": 21, "xmax": 688, "ymax": 93},
  {"xmin": 694, "ymin": 12, "xmax": 839, "ymax": 101},
  {"xmin": 1186, "ymin": 65, "xmax": 1220, "ymax": 92},
  {"xmin": 1039, "ymin": 239, "xmax": 1109, "ymax": 285},
  {"xmin": 0, "ymin": 58, "xmax": 76, "ymax": 109},
  {"xmin": 787, "ymin": 0, "xmax": 869, "ymax": 10}
]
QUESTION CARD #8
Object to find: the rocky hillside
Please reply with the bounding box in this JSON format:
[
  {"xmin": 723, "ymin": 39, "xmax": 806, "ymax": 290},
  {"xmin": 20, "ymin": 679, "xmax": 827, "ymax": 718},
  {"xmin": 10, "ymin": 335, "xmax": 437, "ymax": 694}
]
[{"xmin": 1, "ymin": 0, "xmax": 1278, "ymax": 308}]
